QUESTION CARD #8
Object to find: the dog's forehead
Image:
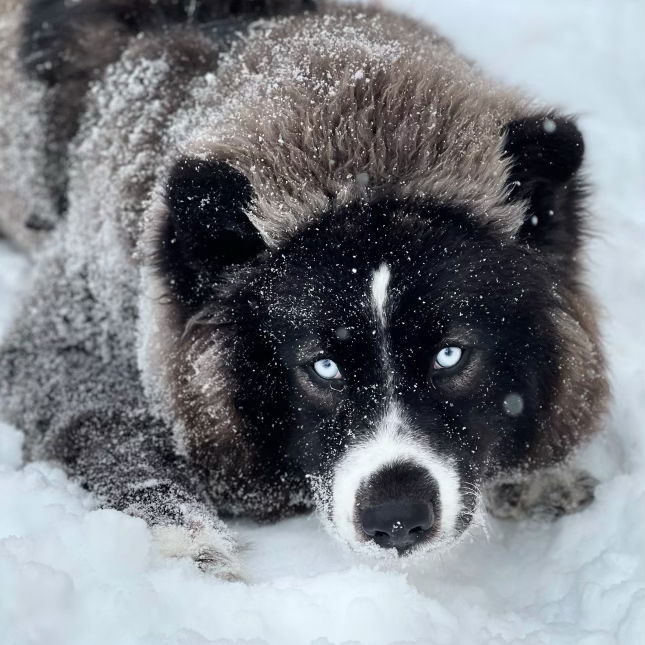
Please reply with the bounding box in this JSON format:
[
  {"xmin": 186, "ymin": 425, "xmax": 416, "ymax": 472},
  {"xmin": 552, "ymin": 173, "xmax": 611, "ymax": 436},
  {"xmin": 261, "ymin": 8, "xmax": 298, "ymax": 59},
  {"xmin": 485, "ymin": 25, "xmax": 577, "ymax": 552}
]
[
  {"xmin": 255, "ymin": 202, "xmax": 528, "ymax": 333},
  {"xmin": 262, "ymin": 243, "xmax": 470, "ymax": 313},
  {"xmin": 258, "ymin": 261, "xmax": 382, "ymax": 330}
]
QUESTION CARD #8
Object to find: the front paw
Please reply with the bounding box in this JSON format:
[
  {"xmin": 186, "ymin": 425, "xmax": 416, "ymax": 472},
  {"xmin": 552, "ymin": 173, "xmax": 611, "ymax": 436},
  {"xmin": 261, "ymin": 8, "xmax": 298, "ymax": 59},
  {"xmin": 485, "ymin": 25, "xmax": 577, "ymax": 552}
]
[
  {"xmin": 485, "ymin": 468, "xmax": 598, "ymax": 521},
  {"xmin": 530, "ymin": 469, "xmax": 597, "ymax": 520},
  {"xmin": 152, "ymin": 521, "xmax": 242, "ymax": 581}
]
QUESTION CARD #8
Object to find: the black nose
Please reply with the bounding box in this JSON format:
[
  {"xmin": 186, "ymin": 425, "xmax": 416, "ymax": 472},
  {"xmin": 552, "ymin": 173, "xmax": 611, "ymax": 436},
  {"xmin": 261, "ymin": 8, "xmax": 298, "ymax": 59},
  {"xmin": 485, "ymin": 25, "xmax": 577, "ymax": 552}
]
[{"xmin": 360, "ymin": 501, "xmax": 434, "ymax": 552}]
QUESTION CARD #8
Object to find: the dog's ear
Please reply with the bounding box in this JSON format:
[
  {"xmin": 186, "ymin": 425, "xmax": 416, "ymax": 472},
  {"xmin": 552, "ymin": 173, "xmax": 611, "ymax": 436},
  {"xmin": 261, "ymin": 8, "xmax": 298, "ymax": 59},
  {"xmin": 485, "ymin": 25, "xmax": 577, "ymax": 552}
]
[
  {"xmin": 159, "ymin": 157, "xmax": 266, "ymax": 307},
  {"xmin": 503, "ymin": 116, "xmax": 586, "ymax": 256}
]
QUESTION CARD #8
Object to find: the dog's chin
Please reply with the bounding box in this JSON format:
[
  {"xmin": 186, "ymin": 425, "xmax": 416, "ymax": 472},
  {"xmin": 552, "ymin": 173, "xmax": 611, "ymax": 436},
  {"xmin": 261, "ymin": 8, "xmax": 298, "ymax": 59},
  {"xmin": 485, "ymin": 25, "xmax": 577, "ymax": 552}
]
[{"xmin": 339, "ymin": 533, "xmax": 443, "ymax": 561}]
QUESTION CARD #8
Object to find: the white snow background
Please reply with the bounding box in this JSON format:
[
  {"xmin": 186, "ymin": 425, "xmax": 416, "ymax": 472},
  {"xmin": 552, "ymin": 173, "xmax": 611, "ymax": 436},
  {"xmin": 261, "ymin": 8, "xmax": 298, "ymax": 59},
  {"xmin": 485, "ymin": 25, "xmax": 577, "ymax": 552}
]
[{"xmin": 1, "ymin": 0, "xmax": 644, "ymax": 643}]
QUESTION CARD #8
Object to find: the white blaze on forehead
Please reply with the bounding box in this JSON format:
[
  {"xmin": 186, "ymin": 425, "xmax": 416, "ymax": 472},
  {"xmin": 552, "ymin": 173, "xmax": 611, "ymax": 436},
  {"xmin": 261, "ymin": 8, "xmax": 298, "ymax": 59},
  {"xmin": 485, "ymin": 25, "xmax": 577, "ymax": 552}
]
[
  {"xmin": 331, "ymin": 402, "xmax": 462, "ymax": 553},
  {"xmin": 371, "ymin": 262, "xmax": 391, "ymax": 327}
]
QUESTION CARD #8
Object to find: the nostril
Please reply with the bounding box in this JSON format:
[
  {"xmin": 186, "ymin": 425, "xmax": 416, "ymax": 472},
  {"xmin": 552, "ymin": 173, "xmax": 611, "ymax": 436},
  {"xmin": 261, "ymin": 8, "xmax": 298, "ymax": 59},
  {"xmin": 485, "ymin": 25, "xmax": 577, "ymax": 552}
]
[{"xmin": 360, "ymin": 500, "xmax": 434, "ymax": 550}]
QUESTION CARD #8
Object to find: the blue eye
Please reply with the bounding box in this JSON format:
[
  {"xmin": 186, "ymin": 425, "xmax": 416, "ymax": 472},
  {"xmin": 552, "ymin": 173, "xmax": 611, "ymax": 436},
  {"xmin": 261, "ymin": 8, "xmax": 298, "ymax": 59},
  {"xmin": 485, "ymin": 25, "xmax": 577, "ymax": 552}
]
[
  {"xmin": 433, "ymin": 347, "xmax": 463, "ymax": 369},
  {"xmin": 313, "ymin": 358, "xmax": 342, "ymax": 380}
]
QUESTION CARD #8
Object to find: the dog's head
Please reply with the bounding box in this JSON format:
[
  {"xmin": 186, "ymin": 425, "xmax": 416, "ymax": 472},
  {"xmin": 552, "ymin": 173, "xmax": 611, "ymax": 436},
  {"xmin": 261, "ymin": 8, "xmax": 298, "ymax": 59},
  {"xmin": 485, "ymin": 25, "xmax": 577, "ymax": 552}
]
[{"xmin": 157, "ymin": 116, "xmax": 598, "ymax": 556}]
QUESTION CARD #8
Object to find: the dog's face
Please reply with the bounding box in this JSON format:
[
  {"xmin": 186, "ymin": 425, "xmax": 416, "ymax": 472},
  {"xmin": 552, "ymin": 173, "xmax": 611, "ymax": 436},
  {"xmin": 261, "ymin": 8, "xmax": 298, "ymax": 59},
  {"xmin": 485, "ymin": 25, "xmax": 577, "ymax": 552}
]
[
  {"xmin": 161, "ymin": 117, "xmax": 587, "ymax": 557},
  {"xmin": 228, "ymin": 200, "xmax": 561, "ymax": 556}
]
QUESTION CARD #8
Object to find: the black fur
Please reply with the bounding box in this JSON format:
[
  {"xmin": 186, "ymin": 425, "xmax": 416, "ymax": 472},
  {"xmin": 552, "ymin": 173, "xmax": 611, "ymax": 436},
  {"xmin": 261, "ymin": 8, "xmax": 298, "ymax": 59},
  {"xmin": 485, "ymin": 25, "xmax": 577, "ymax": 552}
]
[
  {"xmin": 174, "ymin": 195, "xmax": 568, "ymax": 524},
  {"xmin": 22, "ymin": 0, "xmax": 317, "ymax": 84},
  {"xmin": 162, "ymin": 158, "xmax": 265, "ymax": 309},
  {"xmin": 503, "ymin": 116, "xmax": 587, "ymax": 265},
  {"xmin": 20, "ymin": 0, "xmax": 316, "ymax": 216},
  {"xmin": 504, "ymin": 116, "xmax": 584, "ymax": 184}
]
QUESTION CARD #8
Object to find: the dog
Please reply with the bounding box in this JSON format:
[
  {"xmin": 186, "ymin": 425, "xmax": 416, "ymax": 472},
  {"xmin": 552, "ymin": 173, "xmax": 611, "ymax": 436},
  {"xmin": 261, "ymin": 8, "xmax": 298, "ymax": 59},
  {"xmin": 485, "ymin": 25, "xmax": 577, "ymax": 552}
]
[{"xmin": 0, "ymin": 0, "xmax": 608, "ymax": 578}]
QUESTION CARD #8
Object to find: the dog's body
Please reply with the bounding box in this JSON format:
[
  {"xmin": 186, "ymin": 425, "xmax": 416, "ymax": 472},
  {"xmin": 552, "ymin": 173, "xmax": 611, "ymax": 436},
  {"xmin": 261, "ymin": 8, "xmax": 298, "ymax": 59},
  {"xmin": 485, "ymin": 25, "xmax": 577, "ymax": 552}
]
[{"xmin": 0, "ymin": 0, "xmax": 607, "ymax": 577}]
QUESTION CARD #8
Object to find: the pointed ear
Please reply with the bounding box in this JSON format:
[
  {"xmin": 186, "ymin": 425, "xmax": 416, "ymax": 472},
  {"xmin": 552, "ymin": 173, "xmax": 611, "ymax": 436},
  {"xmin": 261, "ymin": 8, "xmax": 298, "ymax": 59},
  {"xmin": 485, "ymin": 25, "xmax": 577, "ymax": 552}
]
[
  {"xmin": 159, "ymin": 157, "xmax": 266, "ymax": 307},
  {"xmin": 503, "ymin": 116, "xmax": 586, "ymax": 255}
]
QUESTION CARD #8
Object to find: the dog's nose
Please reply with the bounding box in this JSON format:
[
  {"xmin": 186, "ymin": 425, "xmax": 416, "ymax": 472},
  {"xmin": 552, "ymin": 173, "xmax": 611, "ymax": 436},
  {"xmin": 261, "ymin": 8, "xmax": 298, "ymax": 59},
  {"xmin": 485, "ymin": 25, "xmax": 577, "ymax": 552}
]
[{"xmin": 360, "ymin": 500, "xmax": 434, "ymax": 552}]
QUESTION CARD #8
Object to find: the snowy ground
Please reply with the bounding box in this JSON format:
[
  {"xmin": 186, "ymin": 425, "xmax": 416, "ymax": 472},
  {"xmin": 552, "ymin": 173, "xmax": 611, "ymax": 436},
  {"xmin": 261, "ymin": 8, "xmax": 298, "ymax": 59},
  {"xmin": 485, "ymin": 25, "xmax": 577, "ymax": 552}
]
[{"xmin": 1, "ymin": 0, "xmax": 644, "ymax": 643}]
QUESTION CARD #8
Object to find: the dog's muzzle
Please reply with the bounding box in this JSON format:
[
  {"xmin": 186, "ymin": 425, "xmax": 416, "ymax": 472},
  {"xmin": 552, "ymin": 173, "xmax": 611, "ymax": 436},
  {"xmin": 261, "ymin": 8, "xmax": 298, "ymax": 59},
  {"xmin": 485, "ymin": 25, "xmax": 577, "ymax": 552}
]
[{"xmin": 328, "ymin": 407, "xmax": 461, "ymax": 556}]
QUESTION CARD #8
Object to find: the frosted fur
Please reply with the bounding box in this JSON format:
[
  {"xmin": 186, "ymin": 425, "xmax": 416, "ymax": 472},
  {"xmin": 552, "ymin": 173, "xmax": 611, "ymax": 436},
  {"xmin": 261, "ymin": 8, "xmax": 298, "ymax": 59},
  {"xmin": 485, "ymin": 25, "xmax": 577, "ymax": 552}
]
[
  {"xmin": 155, "ymin": 9, "xmax": 606, "ymax": 467},
  {"xmin": 173, "ymin": 8, "xmax": 539, "ymax": 244},
  {"xmin": 0, "ymin": 0, "xmax": 607, "ymax": 574},
  {"xmin": 0, "ymin": 0, "xmax": 641, "ymax": 640},
  {"xmin": 0, "ymin": 1, "xmax": 54, "ymax": 252},
  {"xmin": 151, "ymin": 516, "xmax": 242, "ymax": 579}
]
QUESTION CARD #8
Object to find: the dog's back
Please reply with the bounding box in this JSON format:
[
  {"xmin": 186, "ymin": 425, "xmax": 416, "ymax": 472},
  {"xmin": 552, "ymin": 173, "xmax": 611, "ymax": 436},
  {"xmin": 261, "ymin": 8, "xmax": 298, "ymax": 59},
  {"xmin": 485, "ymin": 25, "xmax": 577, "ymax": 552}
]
[
  {"xmin": 0, "ymin": 0, "xmax": 316, "ymax": 252},
  {"xmin": 0, "ymin": 0, "xmax": 50, "ymax": 252}
]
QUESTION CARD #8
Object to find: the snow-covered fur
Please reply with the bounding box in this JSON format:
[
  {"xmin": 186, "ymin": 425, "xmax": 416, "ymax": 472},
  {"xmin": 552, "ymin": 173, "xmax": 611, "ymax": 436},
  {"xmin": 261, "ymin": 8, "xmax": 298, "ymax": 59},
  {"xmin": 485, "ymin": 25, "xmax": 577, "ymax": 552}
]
[{"xmin": 0, "ymin": 0, "xmax": 608, "ymax": 575}]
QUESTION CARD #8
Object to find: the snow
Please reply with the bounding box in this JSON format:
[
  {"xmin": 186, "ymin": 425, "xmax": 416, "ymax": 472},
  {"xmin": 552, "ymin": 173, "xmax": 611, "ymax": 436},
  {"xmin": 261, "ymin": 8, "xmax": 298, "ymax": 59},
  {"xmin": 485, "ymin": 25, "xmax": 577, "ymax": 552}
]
[{"xmin": 1, "ymin": 0, "xmax": 644, "ymax": 643}]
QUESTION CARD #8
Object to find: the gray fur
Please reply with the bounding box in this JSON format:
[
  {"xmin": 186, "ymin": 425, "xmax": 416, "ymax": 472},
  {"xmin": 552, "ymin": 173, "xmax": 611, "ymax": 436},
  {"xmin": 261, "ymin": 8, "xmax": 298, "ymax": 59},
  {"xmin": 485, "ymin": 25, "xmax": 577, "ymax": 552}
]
[
  {"xmin": 0, "ymin": 0, "xmax": 607, "ymax": 575},
  {"xmin": 0, "ymin": 0, "xmax": 53, "ymax": 252},
  {"xmin": 485, "ymin": 469, "xmax": 598, "ymax": 521}
]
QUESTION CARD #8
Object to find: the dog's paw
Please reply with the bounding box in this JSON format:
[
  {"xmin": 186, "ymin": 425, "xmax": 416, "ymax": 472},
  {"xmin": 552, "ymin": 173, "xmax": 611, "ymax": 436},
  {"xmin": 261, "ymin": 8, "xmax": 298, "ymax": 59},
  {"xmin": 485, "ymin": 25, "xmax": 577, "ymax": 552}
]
[
  {"xmin": 484, "ymin": 481, "xmax": 526, "ymax": 520},
  {"xmin": 485, "ymin": 468, "xmax": 598, "ymax": 521},
  {"xmin": 152, "ymin": 521, "xmax": 242, "ymax": 581}
]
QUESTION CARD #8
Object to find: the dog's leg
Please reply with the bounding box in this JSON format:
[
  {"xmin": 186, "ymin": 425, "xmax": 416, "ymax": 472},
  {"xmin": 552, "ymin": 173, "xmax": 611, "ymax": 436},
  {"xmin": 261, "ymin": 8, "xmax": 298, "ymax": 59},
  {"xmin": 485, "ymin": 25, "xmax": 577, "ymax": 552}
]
[
  {"xmin": 39, "ymin": 408, "xmax": 242, "ymax": 579},
  {"xmin": 0, "ymin": 258, "xmax": 242, "ymax": 580},
  {"xmin": 484, "ymin": 466, "xmax": 598, "ymax": 521}
]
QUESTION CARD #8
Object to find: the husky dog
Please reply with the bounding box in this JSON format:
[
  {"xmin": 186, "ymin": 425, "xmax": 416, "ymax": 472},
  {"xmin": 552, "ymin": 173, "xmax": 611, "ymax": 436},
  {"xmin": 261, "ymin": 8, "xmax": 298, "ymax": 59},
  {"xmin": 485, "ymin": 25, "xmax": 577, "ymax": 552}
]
[{"xmin": 0, "ymin": 0, "xmax": 608, "ymax": 578}]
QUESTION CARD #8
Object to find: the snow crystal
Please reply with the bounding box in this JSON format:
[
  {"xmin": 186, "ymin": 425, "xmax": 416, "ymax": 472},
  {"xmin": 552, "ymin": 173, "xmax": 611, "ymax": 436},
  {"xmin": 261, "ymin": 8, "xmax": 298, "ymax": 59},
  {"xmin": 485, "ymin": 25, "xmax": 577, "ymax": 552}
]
[
  {"xmin": 355, "ymin": 172, "xmax": 370, "ymax": 187},
  {"xmin": 502, "ymin": 392, "xmax": 524, "ymax": 417},
  {"xmin": 542, "ymin": 118, "xmax": 557, "ymax": 134},
  {"xmin": 335, "ymin": 327, "xmax": 351, "ymax": 341}
]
